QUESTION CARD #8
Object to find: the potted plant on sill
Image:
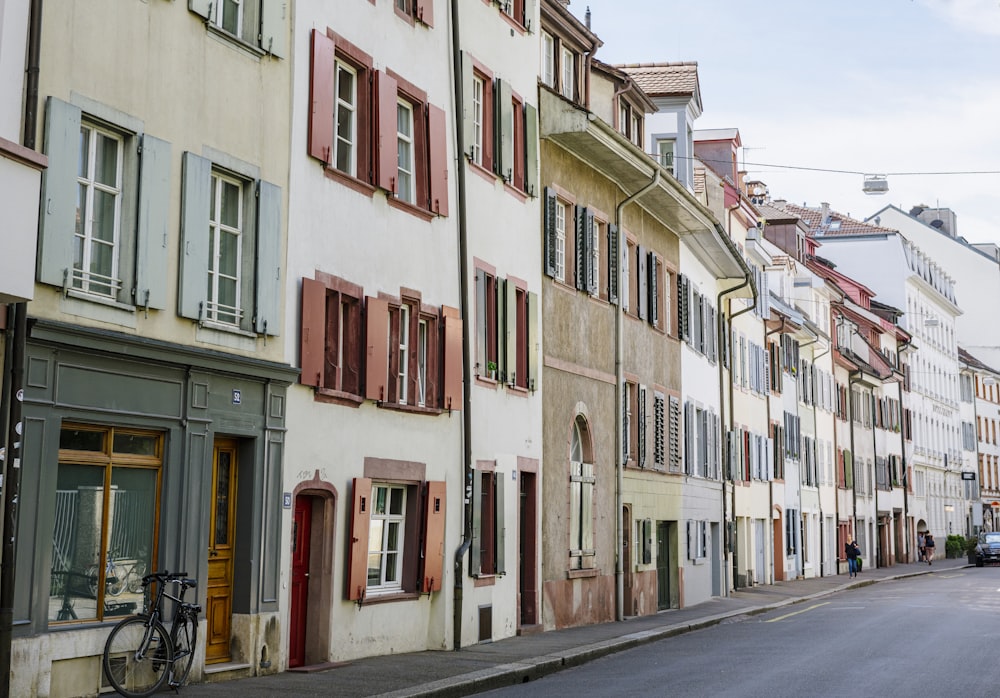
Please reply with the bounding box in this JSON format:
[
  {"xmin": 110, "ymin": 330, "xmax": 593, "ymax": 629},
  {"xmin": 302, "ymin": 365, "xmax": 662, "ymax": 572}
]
[{"xmin": 486, "ymin": 361, "xmax": 497, "ymax": 381}]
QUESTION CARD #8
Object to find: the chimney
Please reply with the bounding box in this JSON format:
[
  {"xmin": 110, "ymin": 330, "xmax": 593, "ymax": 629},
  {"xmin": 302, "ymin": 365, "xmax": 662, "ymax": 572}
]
[
  {"xmin": 820, "ymin": 202, "xmax": 830, "ymax": 226},
  {"xmin": 585, "ymin": 6, "xmax": 591, "ymax": 29}
]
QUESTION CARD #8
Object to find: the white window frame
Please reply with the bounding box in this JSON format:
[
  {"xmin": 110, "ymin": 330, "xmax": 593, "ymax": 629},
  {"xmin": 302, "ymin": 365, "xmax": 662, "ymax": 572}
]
[
  {"xmin": 214, "ymin": 0, "xmax": 244, "ymax": 38},
  {"xmin": 334, "ymin": 59, "xmax": 358, "ymax": 176},
  {"xmin": 75, "ymin": 123, "xmax": 124, "ymax": 299},
  {"xmin": 630, "ymin": 113, "xmax": 640, "ymax": 147},
  {"xmin": 569, "ymin": 420, "xmax": 595, "ymax": 570},
  {"xmin": 368, "ymin": 484, "xmax": 406, "ymax": 591},
  {"xmin": 398, "ymin": 304, "xmax": 410, "ymax": 404},
  {"xmin": 207, "ymin": 171, "xmax": 244, "ymax": 326},
  {"xmin": 541, "ymin": 32, "xmax": 555, "ymax": 87},
  {"xmin": 658, "ymin": 139, "xmax": 675, "ymax": 176},
  {"xmin": 396, "ymin": 99, "xmax": 415, "ymax": 204},
  {"xmin": 554, "ymin": 200, "xmax": 566, "ymax": 282},
  {"xmin": 472, "ymin": 75, "xmax": 484, "ymax": 166},
  {"xmin": 417, "ymin": 318, "xmax": 428, "ymax": 407},
  {"xmin": 560, "ymin": 46, "xmax": 575, "ymax": 100}
]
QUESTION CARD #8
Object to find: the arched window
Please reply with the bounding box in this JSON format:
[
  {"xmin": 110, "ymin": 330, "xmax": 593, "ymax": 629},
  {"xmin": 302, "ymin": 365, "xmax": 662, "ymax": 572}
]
[{"xmin": 569, "ymin": 417, "xmax": 595, "ymax": 570}]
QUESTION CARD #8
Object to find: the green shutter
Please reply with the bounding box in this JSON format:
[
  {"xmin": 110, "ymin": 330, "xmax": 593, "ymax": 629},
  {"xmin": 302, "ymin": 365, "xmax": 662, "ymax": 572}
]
[
  {"xmin": 136, "ymin": 134, "xmax": 171, "ymax": 310},
  {"xmin": 255, "ymin": 180, "xmax": 282, "ymax": 335},
  {"xmin": 38, "ymin": 97, "xmax": 81, "ymax": 288},
  {"xmin": 607, "ymin": 223, "xmax": 619, "ymax": 305},
  {"xmin": 584, "ymin": 209, "xmax": 596, "ymax": 295},
  {"xmin": 543, "ymin": 187, "xmax": 557, "ymax": 277},
  {"xmin": 575, "ymin": 205, "xmax": 587, "ymax": 291},
  {"xmin": 527, "ymin": 291, "xmax": 539, "ymax": 391},
  {"xmin": 636, "ymin": 245, "xmax": 647, "ymax": 320},
  {"xmin": 504, "ymin": 279, "xmax": 516, "ymax": 385},
  {"xmin": 523, "ymin": 0, "xmax": 537, "ymax": 32},
  {"xmin": 260, "ymin": 0, "xmax": 288, "ymax": 58},
  {"xmin": 524, "ymin": 102, "xmax": 538, "ymax": 197},
  {"xmin": 178, "ymin": 152, "xmax": 212, "ymax": 321},
  {"xmin": 495, "ymin": 473, "xmax": 505, "ymax": 575},
  {"xmin": 496, "ymin": 277, "xmax": 507, "ymax": 381},
  {"xmin": 188, "ymin": 0, "xmax": 212, "ymax": 20}
]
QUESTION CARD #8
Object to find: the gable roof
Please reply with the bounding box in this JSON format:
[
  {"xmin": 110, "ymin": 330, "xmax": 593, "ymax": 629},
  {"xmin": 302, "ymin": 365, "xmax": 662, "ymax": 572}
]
[
  {"xmin": 774, "ymin": 202, "xmax": 898, "ymax": 237},
  {"xmin": 617, "ymin": 62, "xmax": 702, "ymax": 111}
]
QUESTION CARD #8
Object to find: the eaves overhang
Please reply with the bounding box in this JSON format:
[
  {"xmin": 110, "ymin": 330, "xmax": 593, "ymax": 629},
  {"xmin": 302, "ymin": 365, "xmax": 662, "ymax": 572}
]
[{"xmin": 540, "ymin": 88, "xmax": 747, "ymax": 283}]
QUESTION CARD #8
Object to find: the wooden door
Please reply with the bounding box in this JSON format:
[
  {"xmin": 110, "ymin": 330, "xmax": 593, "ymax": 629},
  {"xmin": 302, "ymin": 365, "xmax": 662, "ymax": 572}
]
[
  {"xmin": 518, "ymin": 472, "xmax": 537, "ymax": 626},
  {"xmin": 656, "ymin": 521, "xmax": 670, "ymax": 610},
  {"xmin": 288, "ymin": 496, "xmax": 312, "ymax": 668},
  {"xmin": 206, "ymin": 439, "xmax": 237, "ymax": 664}
]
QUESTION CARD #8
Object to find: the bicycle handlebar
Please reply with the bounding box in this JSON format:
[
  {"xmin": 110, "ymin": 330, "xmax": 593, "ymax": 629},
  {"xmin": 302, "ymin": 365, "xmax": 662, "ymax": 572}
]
[{"xmin": 142, "ymin": 570, "xmax": 197, "ymax": 588}]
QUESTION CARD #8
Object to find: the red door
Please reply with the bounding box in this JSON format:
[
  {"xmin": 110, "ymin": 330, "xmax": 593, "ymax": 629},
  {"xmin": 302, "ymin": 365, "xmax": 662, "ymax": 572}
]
[{"xmin": 289, "ymin": 497, "xmax": 312, "ymax": 668}]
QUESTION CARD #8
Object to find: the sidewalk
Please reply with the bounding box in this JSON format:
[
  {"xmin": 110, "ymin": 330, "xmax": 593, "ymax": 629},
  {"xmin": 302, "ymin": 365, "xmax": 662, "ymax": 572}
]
[{"xmin": 192, "ymin": 558, "xmax": 969, "ymax": 697}]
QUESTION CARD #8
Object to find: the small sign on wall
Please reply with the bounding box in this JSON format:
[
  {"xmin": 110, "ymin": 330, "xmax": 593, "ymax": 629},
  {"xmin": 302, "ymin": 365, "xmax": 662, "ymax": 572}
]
[
  {"xmin": 232, "ymin": 389, "xmax": 242, "ymax": 405},
  {"xmin": 283, "ymin": 492, "xmax": 292, "ymax": 509}
]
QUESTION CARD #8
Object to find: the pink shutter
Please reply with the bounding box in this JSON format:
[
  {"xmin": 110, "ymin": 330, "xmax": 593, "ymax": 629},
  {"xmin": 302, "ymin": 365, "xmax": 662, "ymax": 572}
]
[
  {"xmin": 300, "ymin": 278, "xmax": 326, "ymax": 387},
  {"xmin": 427, "ymin": 103, "xmax": 449, "ymax": 216},
  {"xmin": 375, "ymin": 71, "xmax": 398, "ymax": 193},
  {"xmin": 346, "ymin": 478, "xmax": 372, "ymax": 601},
  {"xmin": 422, "ymin": 481, "xmax": 446, "ymax": 592},
  {"xmin": 442, "ymin": 307, "xmax": 463, "ymax": 411},
  {"xmin": 308, "ymin": 29, "xmax": 335, "ymax": 164},
  {"xmin": 416, "ymin": 0, "xmax": 434, "ymax": 27},
  {"xmin": 365, "ymin": 296, "xmax": 389, "ymax": 401}
]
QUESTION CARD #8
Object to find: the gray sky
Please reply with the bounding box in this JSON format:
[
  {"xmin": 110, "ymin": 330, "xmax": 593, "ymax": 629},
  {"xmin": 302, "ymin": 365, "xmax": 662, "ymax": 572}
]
[{"xmin": 571, "ymin": 0, "xmax": 1000, "ymax": 243}]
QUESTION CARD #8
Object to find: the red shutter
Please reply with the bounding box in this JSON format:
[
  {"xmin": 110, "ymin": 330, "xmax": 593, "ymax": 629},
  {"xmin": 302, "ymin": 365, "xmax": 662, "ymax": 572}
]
[
  {"xmin": 365, "ymin": 296, "xmax": 389, "ymax": 402},
  {"xmin": 416, "ymin": 0, "xmax": 434, "ymax": 27},
  {"xmin": 442, "ymin": 307, "xmax": 463, "ymax": 411},
  {"xmin": 427, "ymin": 103, "xmax": 449, "ymax": 216},
  {"xmin": 422, "ymin": 481, "xmax": 446, "ymax": 592},
  {"xmin": 346, "ymin": 478, "xmax": 372, "ymax": 601},
  {"xmin": 300, "ymin": 278, "xmax": 326, "ymax": 387},
  {"xmin": 308, "ymin": 29, "xmax": 335, "ymax": 164},
  {"xmin": 375, "ymin": 70, "xmax": 398, "ymax": 193}
]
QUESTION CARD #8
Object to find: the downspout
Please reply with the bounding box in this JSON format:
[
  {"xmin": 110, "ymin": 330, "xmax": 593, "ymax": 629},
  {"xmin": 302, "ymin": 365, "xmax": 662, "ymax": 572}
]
[
  {"xmin": 615, "ymin": 169, "xmax": 660, "ymax": 621},
  {"xmin": 871, "ymin": 381, "xmax": 880, "ymax": 568},
  {"xmin": 714, "ymin": 222, "xmax": 755, "ymax": 595},
  {"xmin": 0, "ymin": 0, "xmax": 42, "ymax": 693},
  {"xmin": 764, "ymin": 318, "xmax": 785, "ymax": 583},
  {"xmin": 449, "ymin": 0, "xmax": 473, "ymax": 651}
]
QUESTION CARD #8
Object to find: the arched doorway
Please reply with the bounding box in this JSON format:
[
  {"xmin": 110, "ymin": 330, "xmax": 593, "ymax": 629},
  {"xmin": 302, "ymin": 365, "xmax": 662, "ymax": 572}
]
[{"xmin": 288, "ymin": 474, "xmax": 337, "ymax": 669}]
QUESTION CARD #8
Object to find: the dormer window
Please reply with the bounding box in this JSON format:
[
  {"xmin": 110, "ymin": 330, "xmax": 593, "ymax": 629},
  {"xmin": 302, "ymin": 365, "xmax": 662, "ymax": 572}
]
[{"xmin": 657, "ymin": 139, "xmax": 675, "ymax": 176}]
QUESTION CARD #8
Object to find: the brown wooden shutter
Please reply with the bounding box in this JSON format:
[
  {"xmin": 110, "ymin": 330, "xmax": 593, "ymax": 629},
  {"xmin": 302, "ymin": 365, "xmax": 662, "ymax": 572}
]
[
  {"xmin": 416, "ymin": 0, "xmax": 434, "ymax": 27},
  {"xmin": 427, "ymin": 103, "xmax": 449, "ymax": 216},
  {"xmin": 346, "ymin": 478, "xmax": 372, "ymax": 601},
  {"xmin": 365, "ymin": 296, "xmax": 389, "ymax": 401},
  {"xmin": 637, "ymin": 245, "xmax": 647, "ymax": 321},
  {"xmin": 442, "ymin": 306, "xmax": 463, "ymax": 410},
  {"xmin": 300, "ymin": 278, "xmax": 326, "ymax": 387},
  {"xmin": 422, "ymin": 480, "xmax": 447, "ymax": 592},
  {"xmin": 309, "ymin": 29, "xmax": 335, "ymax": 164},
  {"xmin": 375, "ymin": 70, "xmax": 398, "ymax": 193}
]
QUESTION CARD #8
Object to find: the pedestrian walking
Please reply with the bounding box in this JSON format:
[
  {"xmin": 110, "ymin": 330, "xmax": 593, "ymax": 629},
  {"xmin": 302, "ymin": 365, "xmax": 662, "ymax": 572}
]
[
  {"xmin": 918, "ymin": 531, "xmax": 926, "ymax": 562},
  {"xmin": 925, "ymin": 533, "xmax": 936, "ymax": 565},
  {"xmin": 846, "ymin": 539, "xmax": 861, "ymax": 577}
]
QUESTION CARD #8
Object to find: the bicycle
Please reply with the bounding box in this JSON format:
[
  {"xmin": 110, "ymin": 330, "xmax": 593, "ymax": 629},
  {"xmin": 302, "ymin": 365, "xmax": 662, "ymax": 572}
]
[
  {"xmin": 102, "ymin": 570, "xmax": 201, "ymax": 697},
  {"xmin": 87, "ymin": 550, "xmax": 127, "ymax": 598}
]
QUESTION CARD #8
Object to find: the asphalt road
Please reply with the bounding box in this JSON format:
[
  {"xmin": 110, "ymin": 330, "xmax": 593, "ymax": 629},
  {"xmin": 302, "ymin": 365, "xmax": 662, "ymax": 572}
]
[{"xmin": 482, "ymin": 568, "xmax": 1000, "ymax": 698}]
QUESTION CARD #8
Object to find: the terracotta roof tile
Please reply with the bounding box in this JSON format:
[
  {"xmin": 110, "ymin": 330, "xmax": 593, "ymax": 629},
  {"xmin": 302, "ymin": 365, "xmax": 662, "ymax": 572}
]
[
  {"xmin": 772, "ymin": 202, "xmax": 899, "ymax": 237},
  {"xmin": 618, "ymin": 62, "xmax": 700, "ymax": 98}
]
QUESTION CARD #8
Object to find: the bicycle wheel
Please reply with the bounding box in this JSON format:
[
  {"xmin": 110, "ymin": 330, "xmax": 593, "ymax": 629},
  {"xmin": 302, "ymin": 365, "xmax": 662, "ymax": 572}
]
[
  {"xmin": 103, "ymin": 615, "xmax": 173, "ymax": 698},
  {"xmin": 169, "ymin": 612, "xmax": 198, "ymax": 688},
  {"xmin": 106, "ymin": 563, "xmax": 127, "ymax": 597}
]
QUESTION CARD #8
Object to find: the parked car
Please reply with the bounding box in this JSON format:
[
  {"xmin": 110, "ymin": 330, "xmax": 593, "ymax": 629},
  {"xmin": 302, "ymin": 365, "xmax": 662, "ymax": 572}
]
[{"xmin": 974, "ymin": 532, "xmax": 1000, "ymax": 567}]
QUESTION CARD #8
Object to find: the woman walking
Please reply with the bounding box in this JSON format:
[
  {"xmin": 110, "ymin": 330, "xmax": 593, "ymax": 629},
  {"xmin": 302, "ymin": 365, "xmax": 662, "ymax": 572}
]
[{"xmin": 925, "ymin": 533, "xmax": 936, "ymax": 565}]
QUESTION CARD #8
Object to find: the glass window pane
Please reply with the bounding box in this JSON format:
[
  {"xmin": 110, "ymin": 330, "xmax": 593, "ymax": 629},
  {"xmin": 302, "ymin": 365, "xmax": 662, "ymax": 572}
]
[
  {"xmin": 112, "ymin": 433, "xmax": 158, "ymax": 457},
  {"xmin": 219, "ymin": 231, "xmax": 239, "ymax": 277},
  {"xmin": 374, "ymin": 487, "xmax": 387, "ymax": 515},
  {"xmin": 78, "ymin": 127, "xmax": 90, "ymax": 178},
  {"xmin": 369, "ymin": 519, "xmax": 384, "ymax": 552},
  {"xmin": 107, "ymin": 467, "xmax": 157, "ymax": 611},
  {"xmin": 384, "ymin": 553, "xmax": 398, "ymax": 582},
  {"xmin": 92, "ymin": 190, "xmax": 116, "ymax": 244},
  {"xmin": 220, "ymin": 180, "xmax": 241, "ymax": 228},
  {"xmin": 389, "ymin": 487, "xmax": 404, "ymax": 516},
  {"xmin": 337, "ymin": 66, "xmax": 354, "ymax": 104},
  {"xmin": 60, "ymin": 428, "xmax": 106, "ymax": 453},
  {"xmin": 387, "ymin": 521, "xmax": 400, "ymax": 551},
  {"xmin": 214, "ymin": 452, "xmax": 231, "ymax": 546},
  {"xmin": 397, "ymin": 104, "xmax": 411, "ymax": 139},
  {"xmin": 50, "ymin": 464, "xmax": 105, "ymax": 623},
  {"xmin": 95, "ymin": 133, "xmax": 119, "ymax": 187}
]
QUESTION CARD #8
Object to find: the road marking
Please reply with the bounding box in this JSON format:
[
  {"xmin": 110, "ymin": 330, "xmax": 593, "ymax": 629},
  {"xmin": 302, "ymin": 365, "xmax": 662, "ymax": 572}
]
[{"xmin": 765, "ymin": 602, "xmax": 831, "ymax": 623}]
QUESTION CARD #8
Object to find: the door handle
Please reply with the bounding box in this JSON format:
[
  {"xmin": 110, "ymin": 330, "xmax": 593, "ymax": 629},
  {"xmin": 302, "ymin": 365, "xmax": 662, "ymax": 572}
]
[
  {"xmin": 209, "ymin": 550, "xmax": 218, "ymax": 557},
  {"xmin": 304, "ymin": 573, "xmax": 309, "ymax": 578}
]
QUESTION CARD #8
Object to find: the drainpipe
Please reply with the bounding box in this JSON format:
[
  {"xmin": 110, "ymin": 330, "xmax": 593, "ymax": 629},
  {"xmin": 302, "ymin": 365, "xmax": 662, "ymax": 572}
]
[
  {"xmin": 714, "ymin": 223, "xmax": 755, "ymax": 595},
  {"xmin": 449, "ymin": 0, "xmax": 473, "ymax": 651},
  {"xmin": 615, "ymin": 169, "xmax": 659, "ymax": 621},
  {"xmin": 0, "ymin": 0, "xmax": 42, "ymax": 693},
  {"xmin": 812, "ymin": 341, "xmax": 831, "ymax": 577},
  {"xmin": 871, "ymin": 383, "xmax": 880, "ymax": 568},
  {"xmin": 897, "ymin": 339, "xmax": 912, "ymax": 561}
]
